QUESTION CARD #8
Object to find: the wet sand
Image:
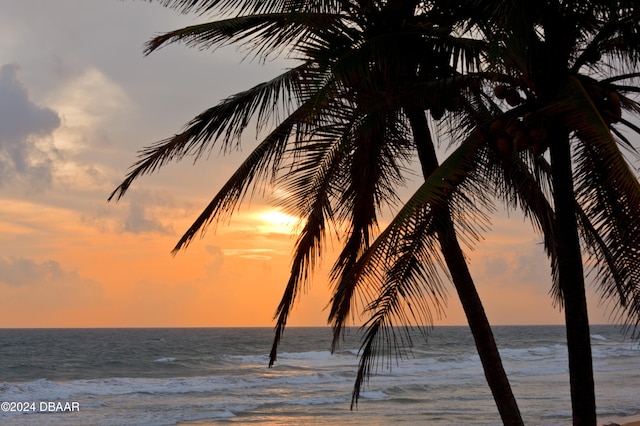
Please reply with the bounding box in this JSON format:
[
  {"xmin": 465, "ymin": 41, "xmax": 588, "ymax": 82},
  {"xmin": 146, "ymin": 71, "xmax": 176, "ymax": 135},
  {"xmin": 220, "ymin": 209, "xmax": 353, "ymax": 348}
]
[{"xmin": 601, "ymin": 415, "xmax": 640, "ymax": 426}]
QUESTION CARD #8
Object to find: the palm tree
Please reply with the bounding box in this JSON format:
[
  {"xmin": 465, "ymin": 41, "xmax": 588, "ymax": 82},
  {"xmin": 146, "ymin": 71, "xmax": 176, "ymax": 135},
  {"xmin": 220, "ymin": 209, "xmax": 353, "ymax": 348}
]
[
  {"xmin": 478, "ymin": 2, "xmax": 640, "ymax": 424},
  {"xmin": 110, "ymin": 0, "xmax": 524, "ymax": 423},
  {"xmin": 348, "ymin": 1, "xmax": 640, "ymax": 424}
]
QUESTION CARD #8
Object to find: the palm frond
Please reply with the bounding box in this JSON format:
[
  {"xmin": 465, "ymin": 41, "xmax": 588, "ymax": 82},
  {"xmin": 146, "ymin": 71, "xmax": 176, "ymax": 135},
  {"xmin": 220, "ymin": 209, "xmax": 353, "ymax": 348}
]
[
  {"xmin": 611, "ymin": 117, "xmax": 640, "ymax": 156},
  {"xmin": 486, "ymin": 147, "xmax": 562, "ymax": 302},
  {"xmin": 571, "ymin": 5, "xmax": 640, "ymax": 72},
  {"xmin": 152, "ymin": 0, "xmax": 345, "ymax": 16},
  {"xmin": 327, "ymin": 112, "xmax": 392, "ymax": 346},
  {"xmin": 575, "ymin": 138, "xmax": 640, "ymax": 337},
  {"xmin": 326, "ymin": 109, "xmax": 418, "ymax": 347},
  {"xmin": 347, "ymin": 210, "xmax": 448, "ymax": 407},
  {"xmin": 562, "ymin": 77, "xmax": 640, "ymax": 336},
  {"xmin": 168, "ymin": 86, "xmax": 339, "ymax": 252},
  {"xmin": 334, "ymin": 130, "xmax": 488, "ymax": 404},
  {"xmin": 109, "ymin": 62, "xmax": 321, "ymax": 201},
  {"xmin": 602, "ymin": 72, "xmax": 640, "ymax": 84},
  {"xmin": 145, "ymin": 13, "xmax": 346, "ymax": 61},
  {"xmin": 597, "ymin": 8, "xmax": 640, "ymax": 66},
  {"xmin": 269, "ymin": 203, "xmax": 330, "ymax": 366},
  {"xmin": 268, "ymin": 128, "xmax": 349, "ymax": 366}
]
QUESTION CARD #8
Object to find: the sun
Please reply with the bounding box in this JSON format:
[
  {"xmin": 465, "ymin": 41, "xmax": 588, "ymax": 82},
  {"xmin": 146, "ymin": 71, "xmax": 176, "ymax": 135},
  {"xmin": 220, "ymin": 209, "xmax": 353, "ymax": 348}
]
[{"xmin": 254, "ymin": 210, "xmax": 300, "ymax": 235}]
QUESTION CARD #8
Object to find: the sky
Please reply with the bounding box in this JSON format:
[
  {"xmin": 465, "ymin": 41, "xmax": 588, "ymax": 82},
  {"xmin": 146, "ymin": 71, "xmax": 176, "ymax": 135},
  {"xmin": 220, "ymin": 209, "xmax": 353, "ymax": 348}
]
[{"xmin": 0, "ymin": 0, "xmax": 626, "ymax": 328}]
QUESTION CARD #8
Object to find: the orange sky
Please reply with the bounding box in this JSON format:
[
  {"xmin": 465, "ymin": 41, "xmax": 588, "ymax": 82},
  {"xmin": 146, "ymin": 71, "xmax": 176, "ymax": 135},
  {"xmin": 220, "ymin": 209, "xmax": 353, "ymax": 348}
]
[
  {"xmin": 0, "ymin": 1, "xmax": 622, "ymax": 328},
  {"xmin": 0, "ymin": 192, "xmax": 612, "ymax": 328}
]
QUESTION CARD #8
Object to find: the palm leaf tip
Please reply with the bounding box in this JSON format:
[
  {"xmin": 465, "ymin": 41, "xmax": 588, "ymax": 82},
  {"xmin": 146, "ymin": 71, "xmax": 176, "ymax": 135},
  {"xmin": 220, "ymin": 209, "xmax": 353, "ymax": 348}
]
[{"xmin": 108, "ymin": 168, "xmax": 141, "ymax": 202}]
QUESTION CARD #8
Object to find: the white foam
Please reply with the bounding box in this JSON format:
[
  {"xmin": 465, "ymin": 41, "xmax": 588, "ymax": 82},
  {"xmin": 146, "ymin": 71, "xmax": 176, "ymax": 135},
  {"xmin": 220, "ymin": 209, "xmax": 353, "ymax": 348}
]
[
  {"xmin": 361, "ymin": 390, "xmax": 388, "ymax": 400},
  {"xmin": 224, "ymin": 353, "xmax": 269, "ymax": 364},
  {"xmin": 0, "ymin": 376, "xmax": 244, "ymax": 400},
  {"xmin": 268, "ymin": 350, "xmax": 359, "ymax": 370},
  {"xmin": 0, "ymin": 379, "xmax": 73, "ymax": 401},
  {"xmin": 153, "ymin": 357, "xmax": 177, "ymax": 363}
]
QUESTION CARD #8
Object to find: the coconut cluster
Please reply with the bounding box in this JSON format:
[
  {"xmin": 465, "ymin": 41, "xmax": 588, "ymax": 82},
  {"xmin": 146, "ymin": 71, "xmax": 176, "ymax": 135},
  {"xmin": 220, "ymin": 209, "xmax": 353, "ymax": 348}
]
[
  {"xmin": 488, "ymin": 81, "xmax": 623, "ymax": 157},
  {"xmin": 494, "ymin": 85, "xmax": 523, "ymax": 107},
  {"xmin": 489, "ymin": 112, "xmax": 550, "ymax": 157}
]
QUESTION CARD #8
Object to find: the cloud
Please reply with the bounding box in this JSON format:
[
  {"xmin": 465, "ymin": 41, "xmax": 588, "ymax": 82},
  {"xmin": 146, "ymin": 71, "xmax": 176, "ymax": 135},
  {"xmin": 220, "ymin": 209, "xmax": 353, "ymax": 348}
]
[
  {"xmin": 118, "ymin": 189, "xmax": 178, "ymax": 235},
  {"xmin": 0, "ymin": 257, "xmax": 106, "ymax": 318},
  {"xmin": 222, "ymin": 248, "xmax": 276, "ymax": 260},
  {"xmin": 0, "ymin": 64, "xmax": 61, "ymax": 188},
  {"xmin": 83, "ymin": 189, "xmax": 176, "ymax": 235},
  {"xmin": 205, "ymin": 245, "xmax": 225, "ymax": 271},
  {"xmin": 47, "ymin": 66, "xmax": 133, "ymax": 151},
  {"xmin": 0, "ymin": 256, "xmax": 104, "ymax": 307},
  {"xmin": 0, "ymin": 256, "xmax": 64, "ymax": 287},
  {"xmin": 473, "ymin": 239, "xmax": 553, "ymax": 293},
  {"xmin": 123, "ymin": 198, "xmax": 174, "ymax": 234}
]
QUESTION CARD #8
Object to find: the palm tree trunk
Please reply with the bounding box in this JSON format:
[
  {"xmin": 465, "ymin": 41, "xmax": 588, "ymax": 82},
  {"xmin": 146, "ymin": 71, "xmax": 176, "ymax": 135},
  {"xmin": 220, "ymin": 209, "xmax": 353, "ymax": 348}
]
[
  {"xmin": 407, "ymin": 109, "xmax": 524, "ymax": 426},
  {"xmin": 549, "ymin": 132, "xmax": 596, "ymax": 426}
]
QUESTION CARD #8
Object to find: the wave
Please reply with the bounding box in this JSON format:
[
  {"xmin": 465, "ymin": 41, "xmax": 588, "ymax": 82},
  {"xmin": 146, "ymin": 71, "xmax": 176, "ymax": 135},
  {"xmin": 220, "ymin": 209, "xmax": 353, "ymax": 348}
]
[
  {"xmin": 360, "ymin": 390, "xmax": 388, "ymax": 400},
  {"xmin": 0, "ymin": 370, "xmax": 352, "ymax": 401},
  {"xmin": 3, "ymin": 336, "xmax": 636, "ymax": 408},
  {"xmin": 0, "ymin": 378, "xmax": 75, "ymax": 401},
  {"xmin": 0, "ymin": 377, "xmax": 233, "ymax": 400},
  {"xmin": 226, "ymin": 349, "xmax": 358, "ymax": 370},
  {"xmin": 278, "ymin": 350, "xmax": 334, "ymax": 360},
  {"xmin": 153, "ymin": 357, "xmax": 177, "ymax": 363}
]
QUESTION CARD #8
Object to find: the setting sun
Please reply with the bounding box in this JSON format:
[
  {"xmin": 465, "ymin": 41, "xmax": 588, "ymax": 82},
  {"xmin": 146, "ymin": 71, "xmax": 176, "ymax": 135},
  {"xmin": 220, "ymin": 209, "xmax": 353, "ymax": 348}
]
[{"xmin": 254, "ymin": 210, "xmax": 300, "ymax": 235}]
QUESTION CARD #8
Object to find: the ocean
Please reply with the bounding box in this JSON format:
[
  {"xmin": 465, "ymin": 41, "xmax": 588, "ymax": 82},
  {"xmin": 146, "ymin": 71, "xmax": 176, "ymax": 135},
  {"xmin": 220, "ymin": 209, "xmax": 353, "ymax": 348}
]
[{"xmin": 0, "ymin": 326, "xmax": 638, "ymax": 425}]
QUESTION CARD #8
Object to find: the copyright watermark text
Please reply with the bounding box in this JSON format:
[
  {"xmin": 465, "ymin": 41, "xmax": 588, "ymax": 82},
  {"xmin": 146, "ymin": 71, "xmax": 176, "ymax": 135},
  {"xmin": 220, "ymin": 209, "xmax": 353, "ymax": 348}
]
[{"xmin": 1, "ymin": 401, "xmax": 80, "ymax": 413}]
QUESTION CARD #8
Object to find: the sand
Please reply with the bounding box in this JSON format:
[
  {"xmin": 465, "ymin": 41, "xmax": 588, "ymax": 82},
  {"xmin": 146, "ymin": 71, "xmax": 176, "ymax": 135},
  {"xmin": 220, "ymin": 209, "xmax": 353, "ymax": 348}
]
[{"xmin": 600, "ymin": 415, "xmax": 640, "ymax": 426}]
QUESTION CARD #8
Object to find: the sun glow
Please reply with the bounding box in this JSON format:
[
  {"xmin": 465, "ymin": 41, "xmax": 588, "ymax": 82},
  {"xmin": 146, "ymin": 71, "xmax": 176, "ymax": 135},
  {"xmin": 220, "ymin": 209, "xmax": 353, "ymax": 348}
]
[{"xmin": 255, "ymin": 210, "xmax": 300, "ymax": 235}]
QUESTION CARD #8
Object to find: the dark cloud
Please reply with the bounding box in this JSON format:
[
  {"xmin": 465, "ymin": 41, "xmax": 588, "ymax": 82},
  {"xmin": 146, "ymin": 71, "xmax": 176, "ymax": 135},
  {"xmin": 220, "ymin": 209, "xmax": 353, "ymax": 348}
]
[{"xmin": 0, "ymin": 63, "xmax": 60, "ymax": 188}]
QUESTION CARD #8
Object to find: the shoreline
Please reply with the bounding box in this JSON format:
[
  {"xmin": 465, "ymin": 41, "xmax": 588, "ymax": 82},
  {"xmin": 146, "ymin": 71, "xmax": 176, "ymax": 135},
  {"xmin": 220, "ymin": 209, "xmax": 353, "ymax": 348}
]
[{"xmin": 602, "ymin": 415, "xmax": 640, "ymax": 426}]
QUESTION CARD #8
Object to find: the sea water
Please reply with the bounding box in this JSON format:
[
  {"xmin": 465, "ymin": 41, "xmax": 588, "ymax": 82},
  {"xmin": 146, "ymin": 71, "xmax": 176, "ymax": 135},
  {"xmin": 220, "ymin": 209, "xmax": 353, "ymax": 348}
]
[{"xmin": 0, "ymin": 326, "xmax": 638, "ymax": 425}]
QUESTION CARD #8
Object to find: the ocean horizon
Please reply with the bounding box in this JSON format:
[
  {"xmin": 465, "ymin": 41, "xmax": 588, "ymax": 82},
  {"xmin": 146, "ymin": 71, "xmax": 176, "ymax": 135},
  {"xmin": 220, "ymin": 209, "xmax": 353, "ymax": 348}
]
[{"xmin": 1, "ymin": 325, "xmax": 638, "ymax": 425}]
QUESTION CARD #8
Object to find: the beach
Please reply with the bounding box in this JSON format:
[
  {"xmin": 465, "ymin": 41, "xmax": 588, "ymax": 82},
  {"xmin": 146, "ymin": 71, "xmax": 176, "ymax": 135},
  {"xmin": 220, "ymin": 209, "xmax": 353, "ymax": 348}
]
[{"xmin": 615, "ymin": 416, "xmax": 640, "ymax": 426}]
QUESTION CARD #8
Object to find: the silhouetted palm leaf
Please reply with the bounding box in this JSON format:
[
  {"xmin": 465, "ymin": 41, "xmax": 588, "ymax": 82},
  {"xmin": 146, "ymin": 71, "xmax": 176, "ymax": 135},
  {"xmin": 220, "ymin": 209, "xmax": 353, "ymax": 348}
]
[
  {"xmin": 562, "ymin": 78, "xmax": 640, "ymax": 335},
  {"xmin": 153, "ymin": 0, "xmax": 344, "ymax": 16},
  {"xmin": 109, "ymin": 61, "xmax": 323, "ymax": 202},
  {"xmin": 333, "ymin": 131, "xmax": 491, "ymax": 401},
  {"xmin": 145, "ymin": 12, "xmax": 349, "ymax": 61}
]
